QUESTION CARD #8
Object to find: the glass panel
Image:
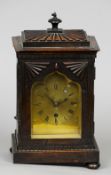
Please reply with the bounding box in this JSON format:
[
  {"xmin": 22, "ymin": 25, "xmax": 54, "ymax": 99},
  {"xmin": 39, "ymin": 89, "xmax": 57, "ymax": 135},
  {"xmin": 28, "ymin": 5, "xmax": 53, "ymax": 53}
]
[{"xmin": 31, "ymin": 71, "xmax": 82, "ymax": 139}]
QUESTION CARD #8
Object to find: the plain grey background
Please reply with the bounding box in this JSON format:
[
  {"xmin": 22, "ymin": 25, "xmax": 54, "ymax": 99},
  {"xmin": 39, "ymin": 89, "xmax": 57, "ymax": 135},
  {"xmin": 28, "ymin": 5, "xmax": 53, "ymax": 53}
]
[{"xmin": 0, "ymin": 0, "xmax": 111, "ymax": 174}]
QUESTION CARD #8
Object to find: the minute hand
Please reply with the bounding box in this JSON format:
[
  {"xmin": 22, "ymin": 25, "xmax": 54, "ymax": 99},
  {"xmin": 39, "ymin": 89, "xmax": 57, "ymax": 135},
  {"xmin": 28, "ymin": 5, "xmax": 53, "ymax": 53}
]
[
  {"xmin": 46, "ymin": 95, "xmax": 68, "ymax": 107},
  {"xmin": 46, "ymin": 95, "xmax": 55, "ymax": 106}
]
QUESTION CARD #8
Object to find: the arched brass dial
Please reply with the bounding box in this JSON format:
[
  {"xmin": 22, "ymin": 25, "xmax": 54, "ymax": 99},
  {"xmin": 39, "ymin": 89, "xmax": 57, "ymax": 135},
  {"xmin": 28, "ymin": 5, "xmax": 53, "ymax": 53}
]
[{"xmin": 31, "ymin": 71, "xmax": 82, "ymax": 139}]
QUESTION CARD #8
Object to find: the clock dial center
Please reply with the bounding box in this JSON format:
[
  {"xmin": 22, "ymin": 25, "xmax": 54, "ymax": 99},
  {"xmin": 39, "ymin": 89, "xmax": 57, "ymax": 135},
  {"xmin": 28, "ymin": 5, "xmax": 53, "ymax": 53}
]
[{"xmin": 54, "ymin": 113, "xmax": 59, "ymax": 117}]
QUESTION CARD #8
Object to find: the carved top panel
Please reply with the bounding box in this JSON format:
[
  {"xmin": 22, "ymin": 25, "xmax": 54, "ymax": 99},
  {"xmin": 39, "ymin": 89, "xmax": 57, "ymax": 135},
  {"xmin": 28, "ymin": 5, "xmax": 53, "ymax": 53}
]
[{"xmin": 22, "ymin": 30, "xmax": 90, "ymax": 47}]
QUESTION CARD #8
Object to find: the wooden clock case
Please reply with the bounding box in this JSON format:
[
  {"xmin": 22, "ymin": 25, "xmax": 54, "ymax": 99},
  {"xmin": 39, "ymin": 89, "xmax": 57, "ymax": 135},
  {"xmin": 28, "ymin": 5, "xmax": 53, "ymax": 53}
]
[{"xmin": 10, "ymin": 13, "xmax": 100, "ymax": 169}]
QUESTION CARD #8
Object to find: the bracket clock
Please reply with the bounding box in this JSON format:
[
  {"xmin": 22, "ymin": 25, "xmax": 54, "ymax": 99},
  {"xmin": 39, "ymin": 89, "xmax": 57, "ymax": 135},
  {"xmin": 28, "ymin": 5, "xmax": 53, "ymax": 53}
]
[{"xmin": 10, "ymin": 13, "xmax": 100, "ymax": 169}]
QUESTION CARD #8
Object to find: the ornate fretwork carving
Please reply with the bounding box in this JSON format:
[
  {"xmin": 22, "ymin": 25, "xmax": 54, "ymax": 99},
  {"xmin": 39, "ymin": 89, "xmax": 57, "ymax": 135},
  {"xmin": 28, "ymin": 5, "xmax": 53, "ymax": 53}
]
[
  {"xmin": 25, "ymin": 31, "xmax": 87, "ymax": 42},
  {"xmin": 24, "ymin": 62, "xmax": 49, "ymax": 79},
  {"xmin": 63, "ymin": 61, "xmax": 88, "ymax": 79},
  {"xmin": 22, "ymin": 30, "xmax": 90, "ymax": 47}
]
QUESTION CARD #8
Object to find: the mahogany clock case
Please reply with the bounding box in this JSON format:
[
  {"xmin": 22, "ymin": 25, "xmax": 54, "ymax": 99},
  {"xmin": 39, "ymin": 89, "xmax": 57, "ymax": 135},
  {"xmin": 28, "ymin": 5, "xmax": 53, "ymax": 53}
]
[{"xmin": 10, "ymin": 14, "xmax": 100, "ymax": 169}]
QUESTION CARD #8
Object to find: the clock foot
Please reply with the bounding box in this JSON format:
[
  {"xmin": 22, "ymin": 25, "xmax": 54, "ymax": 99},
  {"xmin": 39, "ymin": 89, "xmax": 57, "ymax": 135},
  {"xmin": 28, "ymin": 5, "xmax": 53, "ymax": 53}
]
[
  {"xmin": 10, "ymin": 147, "xmax": 12, "ymax": 153},
  {"xmin": 86, "ymin": 163, "xmax": 100, "ymax": 169}
]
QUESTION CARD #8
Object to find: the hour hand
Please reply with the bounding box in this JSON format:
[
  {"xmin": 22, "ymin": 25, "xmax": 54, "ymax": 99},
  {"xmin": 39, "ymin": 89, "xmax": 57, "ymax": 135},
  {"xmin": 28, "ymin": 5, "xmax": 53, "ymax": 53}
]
[
  {"xmin": 53, "ymin": 98, "xmax": 68, "ymax": 107},
  {"xmin": 58, "ymin": 98, "xmax": 68, "ymax": 105},
  {"xmin": 46, "ymin": 95, "xmax": 68, "ymax": 107}
]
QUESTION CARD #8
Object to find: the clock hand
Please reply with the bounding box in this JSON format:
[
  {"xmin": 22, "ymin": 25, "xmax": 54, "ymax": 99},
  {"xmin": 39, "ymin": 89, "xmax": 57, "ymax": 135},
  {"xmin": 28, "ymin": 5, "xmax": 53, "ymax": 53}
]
[
  {"xmin": 53, "ymin": 99, "xmax": 68, "ymax": 107},
  {"xmin": 58, "ymin": 98, "xmax": 68, "ymax": 105},
  {"xmin": 55, "ymin": 118, "xmax": 58, "ymax": 125},
  {"xmin": 46, "ymin": 95, "xmax": 55, "ymax": 106},
  {"xmin": 45, "ymin": 94, "xmax": 61, "ymax": 107},
  {"xmin": 46, "ymin": 95, "xmax": 68, "ymax": 107},
  {"xmin": 54, "ymin": 113, "xmax": 58, "ymax": 125}
]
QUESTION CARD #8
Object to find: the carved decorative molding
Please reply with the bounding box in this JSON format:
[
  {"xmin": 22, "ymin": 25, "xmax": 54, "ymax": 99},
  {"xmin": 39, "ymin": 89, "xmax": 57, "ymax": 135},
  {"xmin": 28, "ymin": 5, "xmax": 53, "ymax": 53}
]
[
  {"xmin": 24, "ymin": 62, "xmax": 49, "ymax": 79},
  {"xmin": 63, "ymin": 61, "xmax": 88, "ymax": 79},
  {"xmin": 18, "ymin": 53, "xmax": 95, "ymax": 60}
]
